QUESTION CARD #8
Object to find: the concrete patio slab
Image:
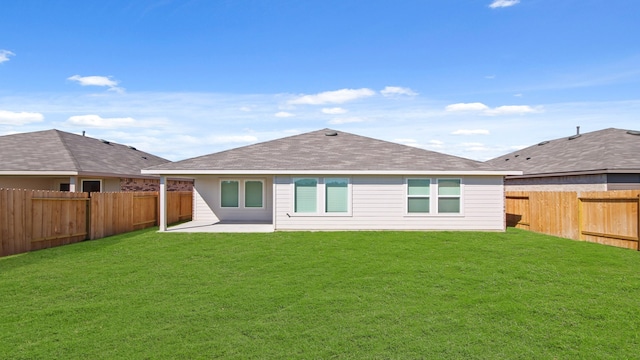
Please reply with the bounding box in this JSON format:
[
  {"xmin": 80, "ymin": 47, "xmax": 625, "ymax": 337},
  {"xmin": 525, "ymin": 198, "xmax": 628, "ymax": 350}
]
[{"xmin": 165, "ymin": 220, "xmax": 274, "ymax": 233}]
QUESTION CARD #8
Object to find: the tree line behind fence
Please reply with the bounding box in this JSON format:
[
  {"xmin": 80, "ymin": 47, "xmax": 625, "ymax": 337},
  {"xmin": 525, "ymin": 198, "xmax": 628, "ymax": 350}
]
[
  {"xmin": 506, "ymin": 190, "xmax": 640, "ymax": 250},
  {"xmin": 0, "ymin": 189, "xmax": 192, "ymax": 257}
]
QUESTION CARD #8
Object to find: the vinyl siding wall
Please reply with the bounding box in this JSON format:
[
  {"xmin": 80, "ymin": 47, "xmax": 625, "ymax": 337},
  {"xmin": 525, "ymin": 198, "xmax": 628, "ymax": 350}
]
[
  {"xmin": 192, "ymin": 175, "xmax": 273, "ymax": 223},
  {"xmin": 274, "ymin": 175, "xmax": 505, "ymax": 231}
]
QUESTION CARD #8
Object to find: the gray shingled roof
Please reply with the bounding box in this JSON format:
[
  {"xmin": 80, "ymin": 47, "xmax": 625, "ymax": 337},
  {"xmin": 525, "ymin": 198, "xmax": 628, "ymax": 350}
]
[
  {"xmin": 0, "ymin": 129, "xmax": 170, "ymax": 177},
  {"xmin": 486, "ymin": 128, "xmax": 640, "ymax": 177},
  {"xmin": 146, "ymin": 129, "xmax": 504, "ymax": 173}
]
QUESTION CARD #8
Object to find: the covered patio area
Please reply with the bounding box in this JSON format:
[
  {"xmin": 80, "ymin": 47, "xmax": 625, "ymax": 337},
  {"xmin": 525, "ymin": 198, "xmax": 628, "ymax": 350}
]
[{"xmin": 165, "ymin": 220, "xmax": 274, "ymax": 233}]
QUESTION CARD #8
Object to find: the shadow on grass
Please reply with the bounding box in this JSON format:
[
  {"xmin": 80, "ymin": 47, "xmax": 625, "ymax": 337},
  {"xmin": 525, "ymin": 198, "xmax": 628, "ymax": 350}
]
[{"xmin": 0, "ymin": 227, "xmax": 160, "ymax": 271}]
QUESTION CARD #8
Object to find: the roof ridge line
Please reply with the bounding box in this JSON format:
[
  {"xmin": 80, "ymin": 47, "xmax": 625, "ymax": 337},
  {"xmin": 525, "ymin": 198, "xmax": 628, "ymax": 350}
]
[{"xmin": 53, "ymin": 129, "xmax": 83, "ymax": 172}]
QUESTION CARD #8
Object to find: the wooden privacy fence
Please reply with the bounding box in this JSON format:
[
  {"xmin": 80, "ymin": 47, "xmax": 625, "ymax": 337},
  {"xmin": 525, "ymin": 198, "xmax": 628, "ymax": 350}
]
[
  {"xmin": 506, "ymin": 190, "xmax": 640, "ymax": 250},
  {"xmin": 1, "ymin": 189, "xmax": 192, "ymax": 257}
]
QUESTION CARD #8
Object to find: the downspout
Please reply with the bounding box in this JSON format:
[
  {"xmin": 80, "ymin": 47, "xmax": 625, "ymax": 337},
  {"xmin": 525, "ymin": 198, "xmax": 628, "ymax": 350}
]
[
  {"xmin": 69, "ymin": 176, "xmax": 78, "ymax": 192},
  {"xmin": 272, "ymin": 176, "xmax": 277, "ymax": 231},
  {"xmin": 159, "ymin": 175, "xmax": 167, "ymax": 231}
]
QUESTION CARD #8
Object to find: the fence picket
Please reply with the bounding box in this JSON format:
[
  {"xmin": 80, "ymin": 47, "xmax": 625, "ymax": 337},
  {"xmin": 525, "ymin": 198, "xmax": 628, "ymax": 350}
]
[
  {"xmin": 507, "ymin": 190, "xmax": 640, "ymax": 250},
  {"xmin": 1, "ymin": 189, "xmax": 192, "ymax": 257}
]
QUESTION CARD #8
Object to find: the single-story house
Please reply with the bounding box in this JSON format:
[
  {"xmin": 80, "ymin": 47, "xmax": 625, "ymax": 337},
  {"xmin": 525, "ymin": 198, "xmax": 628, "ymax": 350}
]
[
  {"xmin": 143, "ymin": 129, "xmax": 520, "ymax": 231},
  {"xmin": 0, "ymin": 129, "xmax": 192, "ymax": 192},
  {"xmin": 486, "ymin": 127, "xmax": 640, "ymax": 191}
]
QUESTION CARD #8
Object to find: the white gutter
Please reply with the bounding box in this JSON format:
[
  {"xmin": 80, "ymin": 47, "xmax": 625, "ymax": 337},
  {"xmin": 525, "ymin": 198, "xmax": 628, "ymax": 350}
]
[
  {"xmin": 142, "ymin": 169, "xmax": 523, "ymax": 176},
  {"xmin": 0, "ymin": 171, "xmax": 79, "ymax": 176},
  {"xmin": 506, "ymin": 169, "xmax": 640, "ymax": 179}
]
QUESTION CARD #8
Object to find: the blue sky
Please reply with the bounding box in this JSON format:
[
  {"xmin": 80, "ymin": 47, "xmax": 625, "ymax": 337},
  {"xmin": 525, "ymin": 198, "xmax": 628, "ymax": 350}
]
[{"xmin": 1, "ymin": 0, "xmax": 639, "ymax": 161}]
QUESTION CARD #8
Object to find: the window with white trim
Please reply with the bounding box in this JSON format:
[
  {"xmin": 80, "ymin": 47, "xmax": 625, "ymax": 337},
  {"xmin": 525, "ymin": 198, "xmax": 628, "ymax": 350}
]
[
  {"xmin": 407, "ymin": 178, "xmax": 430, "ymax": 213},
  {"xmin": 294, "ymin": 178, "xmax": 318, "ymax": 213},
  {"xmin": 293, "ymin": 178, "xmax": 351, "ymax": 215},
  {"xmin": 220, "ymin": 180, "xmax": 239, "ymax": 208},
  {"xmin": 325, "ymin": 178, "xmax": 349, "ymax": 213},
  {"xmin": 220, "ymin": 179, "xmax": 264, "ymax": 209},
  {"xmin": 244, "ymin": 180, "xmax": 264, "ymax": 208},
  {"xmin": 437, "ymin": 179, "xmax": 461, "ymax": 213}
]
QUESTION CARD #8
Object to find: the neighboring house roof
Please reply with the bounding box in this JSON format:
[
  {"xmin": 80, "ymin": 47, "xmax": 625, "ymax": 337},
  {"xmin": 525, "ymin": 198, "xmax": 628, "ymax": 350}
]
[
  {"xmin": 144, "ymin": 128, "xmax": 518, "ymax": 175},
  {"xmin": 0, "ymin": 129, "xmax": 170, "ymax": 177},
  {"xmin": 486, "ymin": 128, "xmax": 640, "ymax": 178}
]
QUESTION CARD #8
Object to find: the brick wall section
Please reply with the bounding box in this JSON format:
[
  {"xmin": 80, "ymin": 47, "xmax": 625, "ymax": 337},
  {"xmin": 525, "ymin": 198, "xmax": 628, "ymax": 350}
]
[{"xmin": 119, "ymin": 178, "xmax": 193, "ymax": 192}]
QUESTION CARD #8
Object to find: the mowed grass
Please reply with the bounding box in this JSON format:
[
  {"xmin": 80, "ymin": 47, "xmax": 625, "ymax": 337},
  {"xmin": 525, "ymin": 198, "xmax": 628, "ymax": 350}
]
[{"xmin": 1, "ymin": 229, "xmax": 640, "ymax": 359}]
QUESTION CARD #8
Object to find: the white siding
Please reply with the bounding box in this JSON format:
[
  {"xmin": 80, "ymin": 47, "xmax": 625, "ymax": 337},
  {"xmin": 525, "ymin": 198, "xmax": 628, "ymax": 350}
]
[
  {"xmin": 274, "ymin": 175, "xmax": 505, "ymax": 231},
  {"xmin": 192, "ymin": 175, "xmax": 273, "ymax": 223}
]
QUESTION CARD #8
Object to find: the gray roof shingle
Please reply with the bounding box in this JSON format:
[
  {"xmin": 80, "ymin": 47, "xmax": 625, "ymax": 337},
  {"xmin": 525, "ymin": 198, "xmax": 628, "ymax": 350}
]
[
  {"xmin": 146, "ymin": 128, "xmax": 503, "ymax": 173},
  {"xmin": 0, "ymin": 129, "xmax": 170, "ymax": 177},
  {"xmin": 486, "ymin": 128, "xmax": 640, "ymax": 176}
]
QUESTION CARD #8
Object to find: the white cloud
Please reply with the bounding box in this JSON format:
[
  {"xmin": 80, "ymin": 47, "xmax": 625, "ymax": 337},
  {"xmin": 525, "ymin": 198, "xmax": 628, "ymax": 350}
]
[
  {"xmin": 451, "ymin": 129, "xmax": 491, "ymax": 135},
  {"xmin": 289, "ymin": 88, "xmax": 375, "ymax": 105},
  {"xmin": 68, "ymin": 75, "xmax": 124, "ymax": 93},
  {"xmin": 275, "ymin": 111, "xmax": 295, "ymax": 118},
  {"xmin": 423, "ymin": 140, "xmax": 445, "ymax": 150},
  {"xmin": 0, "ymin": 50, "xmax": 15, "ymax": 64},
  {"xmin": 66, "ymin": 114, "xmax": 136, "ymax": 128},
  {"xmin": 209, "ymin": 135, "xmax": 258, "ymax": 144},
  {"xmin": 485, "ymin": 105, "xmax": 538, "ymax": 115},
  {"xmin": 0, "ymin": 110, "xmax": 44, "ymax": 125},
  {"xmin": 462, "ymin": 142, "xmax": 489, "ymax": 152},
  {"xmin": 328, "ymin": 117, "xmax": 367, "ymax": 125},
  {"xmin": 489, "ymin": 0, "xmax": 520, "ymax": 8},
  {"xmin": 395, "ymin": 138, "xmax": 417, "ymax": 144},
  {"xmin": 380, "ymin": 86, "xmax": 418, "ymax": 97},
  {"xmin": 445, "ymin": 102, "xmax": 540, "ymax": 116},
  {"xmin": 445, "ymin": 102, "xmax": 490, "ymax": 112},
  {"xmin": 322, "ymin": 107, "xmax": 348, "ymax": 115}
]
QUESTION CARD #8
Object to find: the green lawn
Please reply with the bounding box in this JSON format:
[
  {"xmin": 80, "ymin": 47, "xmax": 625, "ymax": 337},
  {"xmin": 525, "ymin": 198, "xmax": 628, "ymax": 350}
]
[{"xmin": 1, "ymin": 228, "xmax": 639, "ymax": 359}]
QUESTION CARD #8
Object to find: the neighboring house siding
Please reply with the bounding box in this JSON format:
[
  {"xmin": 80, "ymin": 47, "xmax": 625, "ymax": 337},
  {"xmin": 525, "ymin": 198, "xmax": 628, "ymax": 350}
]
[
  {"xmin": 1, "ymin": 176, "xmax": 193, "ymax": 192},
  {"xmin": 274, "ymin": 175, "xmax": 505, "ymax": 231},
  {"xmin": 102, "ymin": 178, "xmax": 122, "ymax": 192},
  {"xmin": 606, "ymin": 174, "xmax": 640, "ymax": 191},
  {"xmin": 504, "ymin": 174, "xmax": 607, "ymax": 192},
  {"xmin": 0, "ymin": 176, "xmax": 65, "ymax": 190},
  {"xmin": 192, "ymin": 175, "xmax": 273, "ymax": 223},
  {"xmin": 120, "ymin": 178, "xmax": 193, "ymax": 192}
]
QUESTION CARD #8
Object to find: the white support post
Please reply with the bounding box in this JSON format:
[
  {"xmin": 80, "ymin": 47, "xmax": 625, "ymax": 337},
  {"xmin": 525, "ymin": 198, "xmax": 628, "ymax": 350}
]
[
  {"xmin": 159, "ymin": 175, "xmax": 167, "ymax": 231},
  {"xmin": 69, "ymin": 176, "xmax": 78, "ymax": 192}
]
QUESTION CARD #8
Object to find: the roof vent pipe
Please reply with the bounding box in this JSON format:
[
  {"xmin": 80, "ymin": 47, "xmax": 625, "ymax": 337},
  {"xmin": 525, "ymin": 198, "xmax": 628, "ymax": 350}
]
[{"xmin": 568, "ymin": 126, "xmax": 582, "ymax": 140}]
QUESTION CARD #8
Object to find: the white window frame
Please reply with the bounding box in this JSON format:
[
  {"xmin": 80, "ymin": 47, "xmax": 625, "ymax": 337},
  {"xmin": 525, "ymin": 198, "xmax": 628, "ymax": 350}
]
[
  {"xmin": 219, "ymin": 179, "xmax": 266, "ymax": 210},
  {"xmin": 405, "ymin": 177, "xmax": 465, "ymax": 216},
  {"xmin": 243, "ymin": 179, "xmax": 265, "ymax": 209},
  {"xmin": 405, "ymin": 178, "xmax": 431, "ymax": 215},
  {"xmin": 322, "ymin": 177, "xmax": 352, "ymax": 216},
  {"xmin": 81, "ymin": 179, "xmax": 102, "ymax": 193},
  {"xmin": 293, "ymin": 177, "xmax": 320, "ymax": 215},
  {"xmin": 291, "ymin": 177, "xmax": 352, "ymax": 216},
  {"xmin": 220, "ymin": 179, "xmax": 240, "ymax": 208},
  {"xmin": 436, "ymin": 178, "xmax": 462, "ymax": 215}
]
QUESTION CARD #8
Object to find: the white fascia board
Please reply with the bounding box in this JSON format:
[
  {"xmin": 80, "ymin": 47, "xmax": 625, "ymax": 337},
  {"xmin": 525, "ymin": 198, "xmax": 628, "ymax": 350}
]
[
  {"xmin": 507, "ymin": 169, "xmax": 640, "ymax": 179},
  {"xmin": 142, "ymin": 169, "xmax": 523, "ymax": 176},
  {"xmin": 0, "ymin": 171, "xmax": 79, "ymax": 176}
]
